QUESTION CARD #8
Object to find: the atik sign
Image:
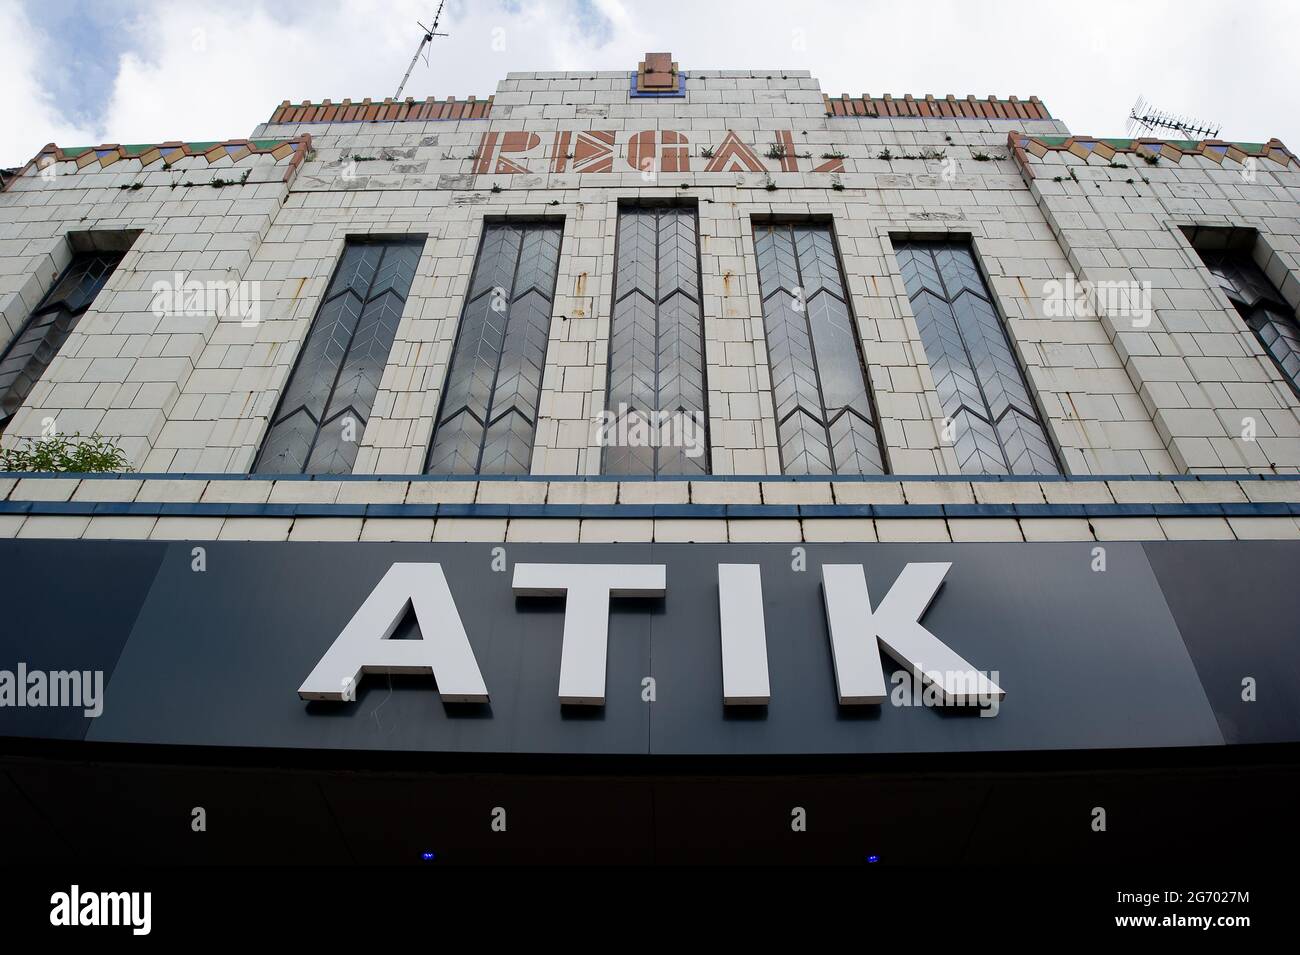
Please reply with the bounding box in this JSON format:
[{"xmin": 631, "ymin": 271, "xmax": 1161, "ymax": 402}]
[{"xmin": 299, "ymin": 561, "xmax": 1004, "ymax": 711}]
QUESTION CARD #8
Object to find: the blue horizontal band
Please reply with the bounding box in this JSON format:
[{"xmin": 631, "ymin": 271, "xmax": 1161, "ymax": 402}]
[{"xmin": 1, "ymin": 499, "xmax": 1295, "ymax": 521}]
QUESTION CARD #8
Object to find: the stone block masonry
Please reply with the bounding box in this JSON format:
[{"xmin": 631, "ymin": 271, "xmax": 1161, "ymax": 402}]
[{"xmin": 1, "ymin": 57, "xmax": 1298, "ymax": 540}]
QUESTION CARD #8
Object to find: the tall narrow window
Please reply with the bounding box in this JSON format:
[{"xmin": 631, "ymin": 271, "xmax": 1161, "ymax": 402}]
[
  {"xmin": 1196, "ymin": 248, "xmax": 1300, "ymax": 397},
  {"xmin": 752, "ymin": 222, "xmax": 884, "ymax": 475},
  {"xmin": 254, "ymin": 237, "xmax": 423, "ymax": 474},
  {"xmin": 426, "ymin": 221, "xmax": 562, "ymax": 475},
  {"xmin": 0, "ymin": 251, "xmax": 123, "ymax": 429},
  {"xmin": 894, "ymin": 240, "xmax": 1058, "ymax": 475},
  {"xmin": 604, "ymin": 206, "xmax": 709, "ymax": 474}
]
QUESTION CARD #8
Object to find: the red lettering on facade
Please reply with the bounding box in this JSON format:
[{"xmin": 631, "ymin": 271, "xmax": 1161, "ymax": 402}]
[
  {"xmin": 475, "ymin": 131, "xmax": 540, "ymax": 174},
  {"xmin": 571, "ymin": 130, "xmax": 615, "ymax": 173},
  {"xmin": 775, "ymin": 130, "xmax": 798, "ymax": 172},
  {"xmin": 476, "ymin": 129, "xmax": 825, "ymax": 176},
  {"xmin": 661, "ymin": 130, "xmax": 690, "ymax": 173},
  {"xmin": 703, "ymin": 131, "xmax": 766, "ymax": 173}
]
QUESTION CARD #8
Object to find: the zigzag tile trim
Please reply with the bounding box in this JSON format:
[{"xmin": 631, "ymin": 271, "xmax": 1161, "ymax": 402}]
[
  {"xmin": 269, "ymin": 96, "xmax": 493, "ymax": 124},
  {"xmin": 5, "ymin": 136, "xmax": 313, "ymax": 191},
  {"xmin": 1008, "ymin": 133, "xmax": 1298, "ymax": 178},
  {"xmin": 826, "ymin": 94, "xmax": 1050, "ymax": 120}
]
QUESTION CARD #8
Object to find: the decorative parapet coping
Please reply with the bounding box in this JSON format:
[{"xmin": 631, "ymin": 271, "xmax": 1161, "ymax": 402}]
[
  {"xmin": 4, "ymin": 136, "xmax": 312, "ymax": 190},
  {"xmin": 269, "ymin": 96, "xmax": 493, "ymax": 124},
  {"xmin": 827, "ymin": 94, "xmax": 1050, "ymax": 120},
  {"xmin": 1007, "ymin": 133, "xmax": 1298, "ymax": 179}
]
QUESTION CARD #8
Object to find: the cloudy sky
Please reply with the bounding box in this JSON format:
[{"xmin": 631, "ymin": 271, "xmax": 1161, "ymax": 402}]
[{"xmin": 2, "ymin": 0, "xmax": 1296, "ymax": 166}]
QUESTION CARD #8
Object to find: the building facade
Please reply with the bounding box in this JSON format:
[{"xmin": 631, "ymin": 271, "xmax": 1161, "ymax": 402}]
[{"xmin": 1, "ymin": 56, "xmax": 1298, "ymax": 863}]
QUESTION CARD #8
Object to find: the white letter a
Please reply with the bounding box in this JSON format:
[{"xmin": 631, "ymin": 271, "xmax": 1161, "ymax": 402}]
[{"xmin": 298, "ymin": 563, "xmax": 489, "ymax": 703}]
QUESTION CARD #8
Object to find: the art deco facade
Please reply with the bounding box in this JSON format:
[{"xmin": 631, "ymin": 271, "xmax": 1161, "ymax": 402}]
[
  {"xmin": 1, "ymin": 56, "xmax": 1297, "ymax": 548},
  {"xmin": 1, "ymin": 54, "xmax": 1299, "ymax": 866}
]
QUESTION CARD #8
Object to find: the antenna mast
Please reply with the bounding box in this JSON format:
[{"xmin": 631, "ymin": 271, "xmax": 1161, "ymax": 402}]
[
  {"xmin": 394, "ymin": 1, "xmax": 448, "ymax": 101},
  {"xmin": 1126, "ymin": 95, "xmax": 1220, "ymax": 140}
]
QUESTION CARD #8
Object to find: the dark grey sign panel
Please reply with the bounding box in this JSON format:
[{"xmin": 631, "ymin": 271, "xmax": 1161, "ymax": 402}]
[
  {"xmin": 0, "ymin": 540, "xmax": 163, "ymax": 741},
  {"xmin": 0, "ymin": 539, "xmax": 1295, "ymax": 756},
  {"xmin": 1144, "ymin": 540, "xmax": 1300, "ymax": 745}
]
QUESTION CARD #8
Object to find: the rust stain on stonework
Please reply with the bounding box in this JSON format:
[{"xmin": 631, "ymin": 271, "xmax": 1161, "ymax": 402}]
[
  {"xmin": 292, "ymin": 277, "xmax": 307, "ymax": 299},
  {"xmin": 723, "ymin": 270, "xmax": 734, "ymax": 295},
  {"xmin": 575, "ymin": 272, "xmax": 587, "ymax": 297},
  {"xmin": 1016, "ymin": 276, "xmax": 1029, "ymax": 298}
]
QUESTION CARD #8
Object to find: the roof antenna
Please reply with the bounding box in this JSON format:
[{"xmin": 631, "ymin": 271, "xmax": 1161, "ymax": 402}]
[
  {"xmin": 1126, "ymin": 94, "xmax": 1220, "ymax": 140},
  {"xmin": 394, "ymin": 1, "xmax": 449, "ymax": 101}
]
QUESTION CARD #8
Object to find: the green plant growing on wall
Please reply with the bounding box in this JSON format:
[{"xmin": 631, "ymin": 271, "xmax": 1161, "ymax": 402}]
[
  {"xmin": 820, "ymin": 151, "xmax": 847, "ymax": 160},
  {"xmin": 877, "ymin": 148, "xmax": 894, "ymax": 161},
  {"xmin": 0, "ymin": 433, "xmax": 133, "ymax": 473},
  {"xmin": 699, "ymin": 146, "xmax": 714, "ymax": 159},
  {"xmin": 764, "ymin": 143, "xmax": 788, "ymax": 160},
  {"xmin": 208, "ymin": 170, "xmax": 252, "ymax": 189},
  {"xmin": 1143, "ymin": 153, "xmax": 1161, "ymax": 165}
]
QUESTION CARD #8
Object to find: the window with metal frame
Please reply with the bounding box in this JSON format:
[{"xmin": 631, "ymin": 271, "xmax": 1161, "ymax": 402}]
[
  {"xmin": 0, "ymin": 251, "xmax": 123, "ymax": 430},
  {"xmin": 894, "ymin": 239, "xmax": 1059, "ymax": 475},
  {"xmin": 1197, "ymin": 249, "xmax": 1300, "ymax": 398},
  {"xmin": 254, "ymin": 237, "xmax": 424, "ymax": 474},
  {"xmin": 604, "ymin": 206, "xmax": 709, "ymax": 475},
  {"xmin": 752, "ymin": 221, "xmax": 885, "ymax": 475},
  {"xmin": 426, "ymin": 221, "xmax": 562, "ymax": 475}
]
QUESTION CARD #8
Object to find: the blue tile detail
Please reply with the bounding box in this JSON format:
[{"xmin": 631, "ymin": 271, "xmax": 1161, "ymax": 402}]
[
  {"xmin": 872, "ymin": 504, "xmax": 945, "ymax": 518},
  {"xmin": 942, "ymin": 503, "xmax": 1019, "ymax": 518},
  {"xmin": 628, "ymin": 72, "xmax": 687, "ymax": 98},
  {"xmin": 365, "ymin": 503, "xmax": 438, "ymax": 518},
  {"xmin": 727, "ymin": 504, "xmax": 800, "ymax": 518}
]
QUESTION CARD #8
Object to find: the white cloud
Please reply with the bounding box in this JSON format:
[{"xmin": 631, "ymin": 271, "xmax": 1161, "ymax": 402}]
[
  {"xmin": 0, "ymin": 3, "xmax": 100, "ymax": 165},
  {"xmin": 2, "ymin": 0, "xmax": 1298, "ymax": 165}
]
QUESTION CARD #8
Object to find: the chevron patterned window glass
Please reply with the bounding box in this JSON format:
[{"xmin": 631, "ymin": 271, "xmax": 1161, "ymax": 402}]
[
  {"xmin": 895, "ymin": 240, "xmax": 1058, "ymax": 475},
  {"xmin": 426, "ymin": 221, "xmax": 563, "ymax": 475},
  {"xmin": 604, "ymin": 206, "xmax": 710, "ymax": 475},
  {"xmin": 0, "ymin": 251, "xmax": 124, "ymax": 431},
  {"xmin": 752, "ymin": 222, "xmax": 885, "ymax": 475},
  {"xmin": 254, "ymin": 237, "xmax": 424, "ymax": 474},
  {"xmin": 1197, "ymin": 249, "xmax": 1300, "ymax": 398}
]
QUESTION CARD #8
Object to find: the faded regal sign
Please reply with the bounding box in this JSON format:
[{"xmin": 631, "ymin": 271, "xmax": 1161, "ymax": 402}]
[{"xmin": 473, "ymin": 129, "xmax": 846, "ymax": 175}]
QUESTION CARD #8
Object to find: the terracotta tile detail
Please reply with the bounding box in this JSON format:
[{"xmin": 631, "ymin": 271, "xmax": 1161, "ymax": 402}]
[
  {"xmin": 825, "ymin": 93, "xmax": 1052, "ymax": 120},
  {"xmin": 269, "ymin": 95, "xmax": 493, "ymax": 124},
  {"xmin": 1008, "ymin": 133, "xmax": 1298, "ymax": 180},
  {"xmin": 8, "ymin": 135, "xmax": 312, "ymax": 192},
  {"xmin": 636, "ymin": 51, "xmax": 679, "ymax": 92}
]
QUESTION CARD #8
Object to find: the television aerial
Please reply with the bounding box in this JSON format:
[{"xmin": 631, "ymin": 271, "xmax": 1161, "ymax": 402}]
[
  {"xmin": 394, "ymin": 1, "xmax": 449, "ymax": 101},
  {"xmin": 1127, "ymin": 95, "xmax": 1220, "ymax": 140}
]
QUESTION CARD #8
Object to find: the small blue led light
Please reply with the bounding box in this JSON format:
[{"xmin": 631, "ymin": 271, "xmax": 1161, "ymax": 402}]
[
  {"xmin": 421, "ymin": 851, "xmax": 436, "ymax": 861},
  {"xmin": 866, "ymin": 854, "xmax": 880, "ymax": 863}
]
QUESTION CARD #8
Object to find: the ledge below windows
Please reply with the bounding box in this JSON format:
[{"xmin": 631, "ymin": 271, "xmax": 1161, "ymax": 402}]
[{"xmin": 1, "ymin": 473, "xmax": 1298, "ymax": 524}]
